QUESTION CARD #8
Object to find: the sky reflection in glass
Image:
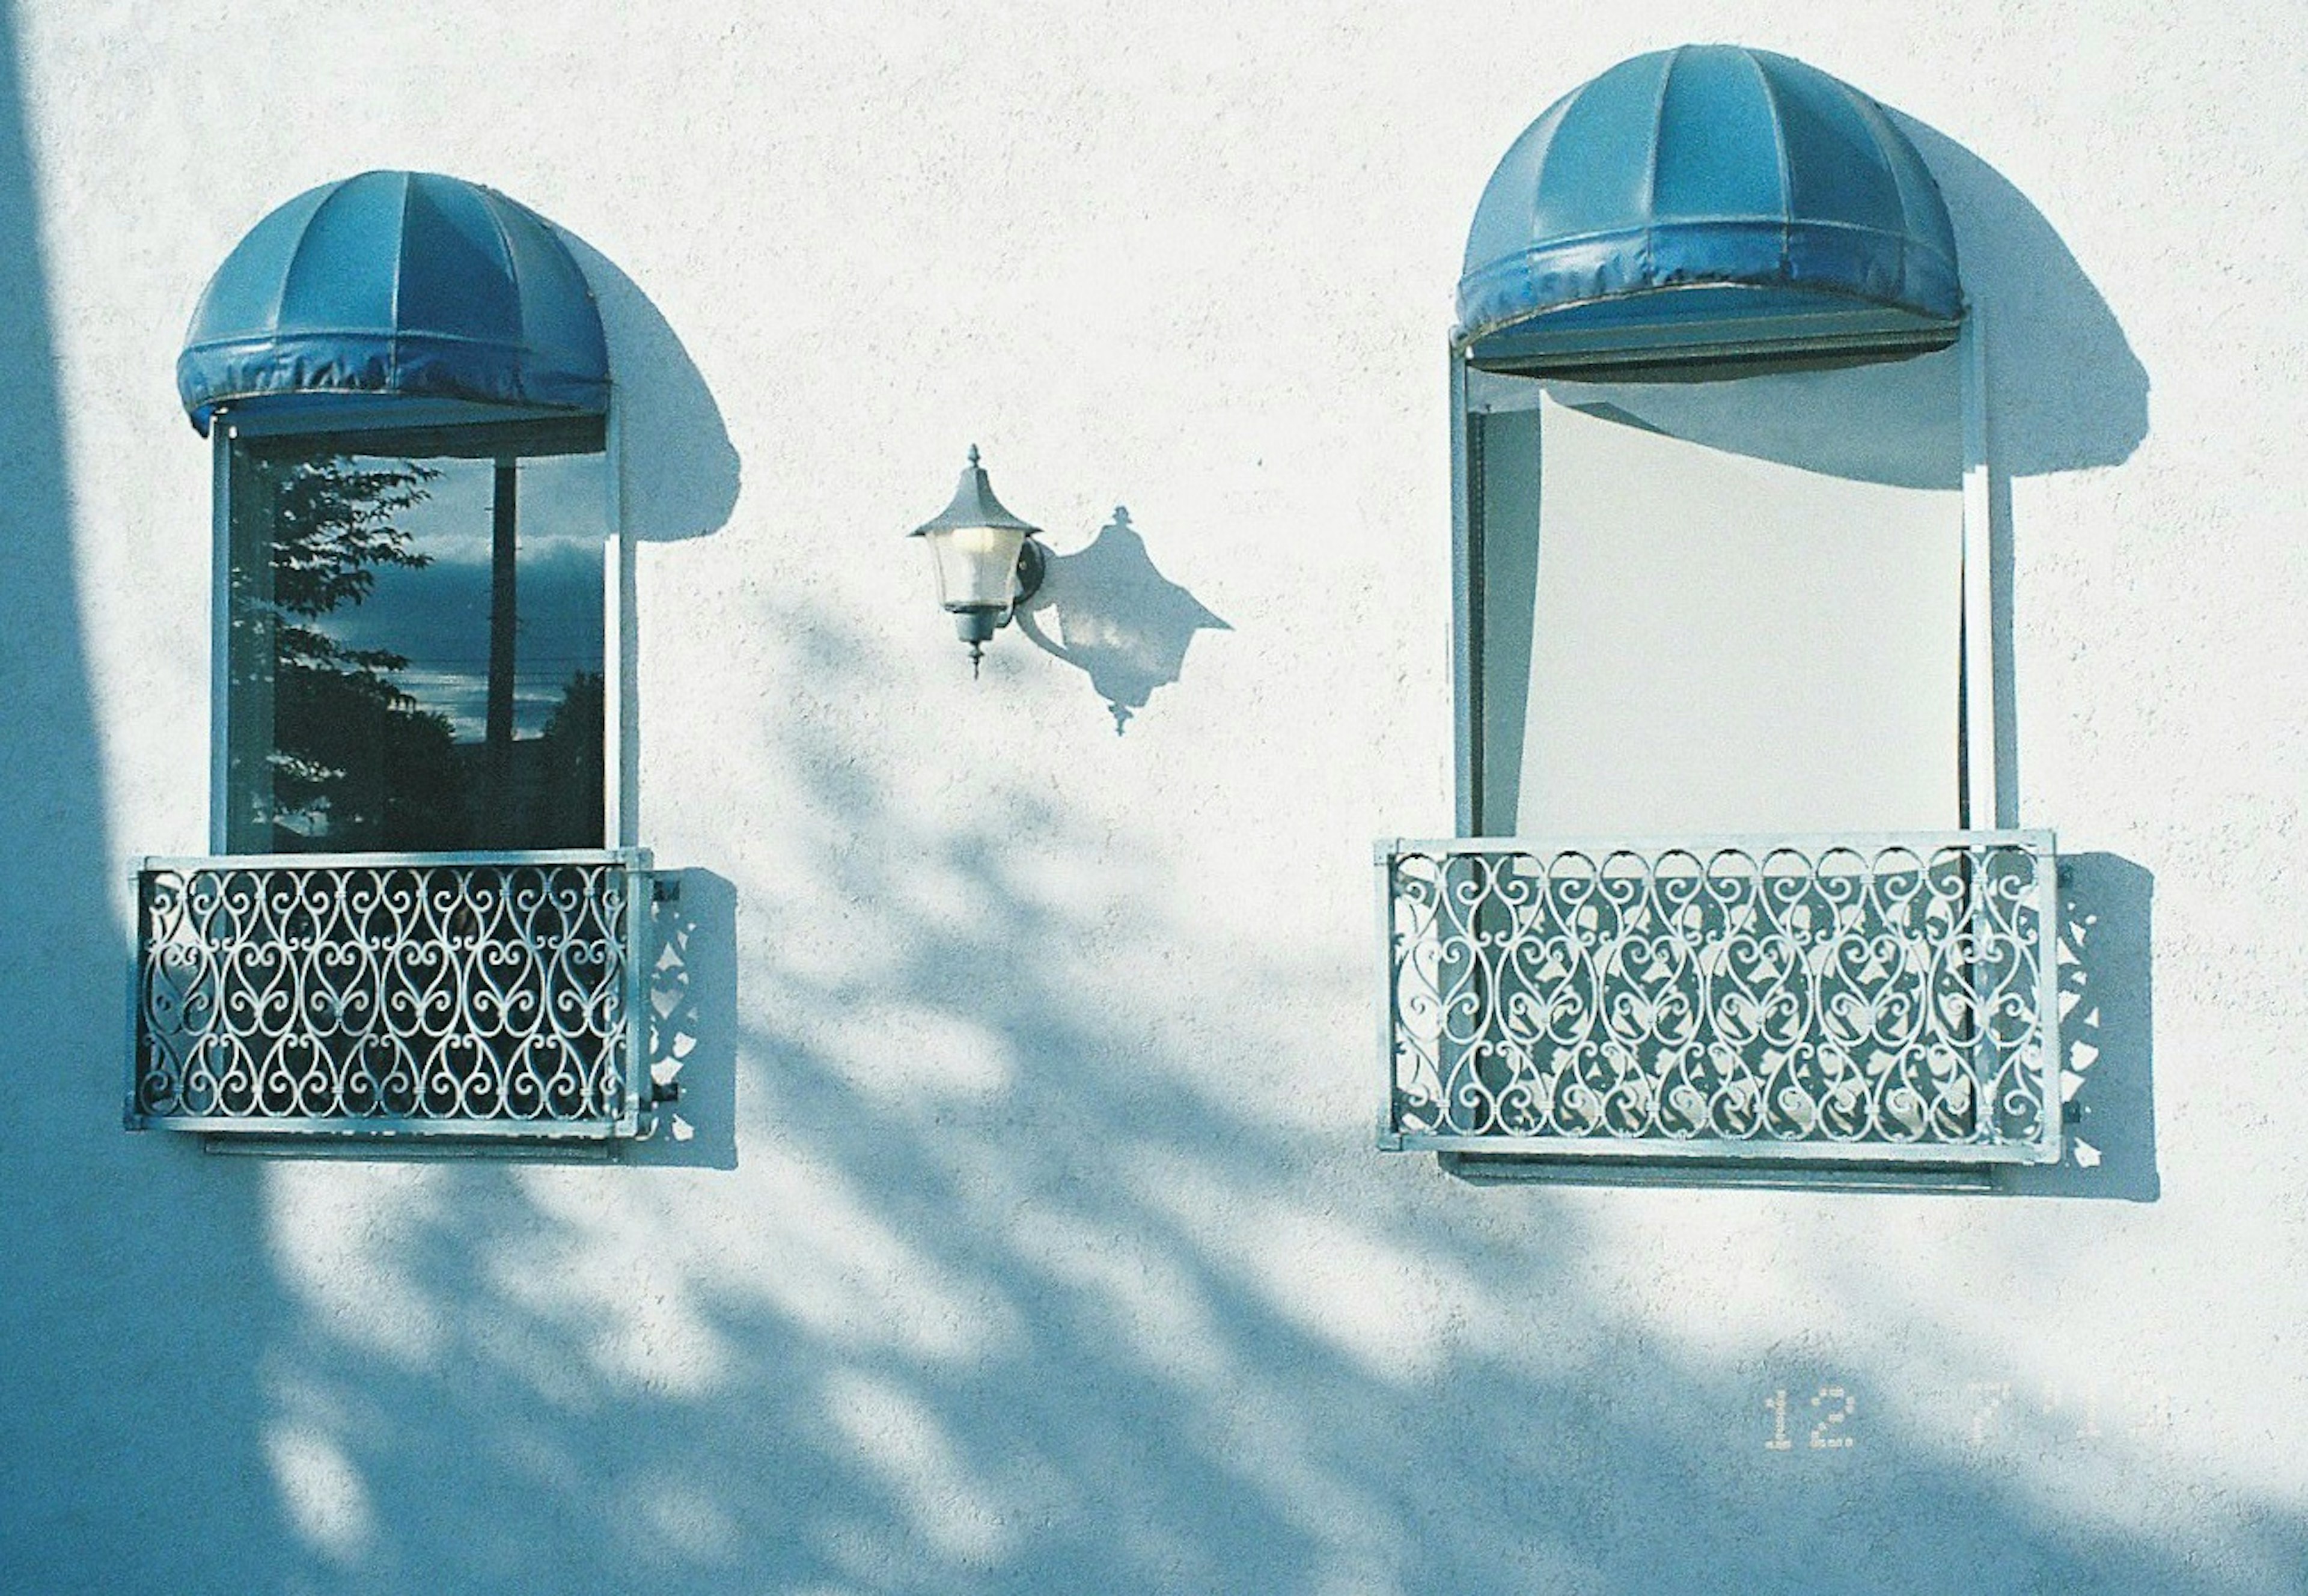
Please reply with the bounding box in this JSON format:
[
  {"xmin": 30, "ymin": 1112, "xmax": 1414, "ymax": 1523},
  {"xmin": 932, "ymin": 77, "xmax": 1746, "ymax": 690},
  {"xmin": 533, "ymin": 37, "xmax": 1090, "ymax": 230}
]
[{"xmin": 325, "ymin": 455, "xmax": 606, "ymax": 742}]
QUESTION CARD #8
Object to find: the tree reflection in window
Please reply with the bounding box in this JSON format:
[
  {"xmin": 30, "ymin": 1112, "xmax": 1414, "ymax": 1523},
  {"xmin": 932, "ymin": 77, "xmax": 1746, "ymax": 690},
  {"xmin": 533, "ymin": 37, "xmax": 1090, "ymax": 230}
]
[{"xmin": 224, "ymin": 422, "xmax": 607, "ymax": 853}]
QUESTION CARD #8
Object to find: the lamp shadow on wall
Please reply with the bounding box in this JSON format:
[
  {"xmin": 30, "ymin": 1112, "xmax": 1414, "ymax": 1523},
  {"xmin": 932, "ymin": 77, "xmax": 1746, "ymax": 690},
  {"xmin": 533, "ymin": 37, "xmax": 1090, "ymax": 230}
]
[{"xmin": 1015, "ymin": 507, "xmax": 1229, "ymax": 734}]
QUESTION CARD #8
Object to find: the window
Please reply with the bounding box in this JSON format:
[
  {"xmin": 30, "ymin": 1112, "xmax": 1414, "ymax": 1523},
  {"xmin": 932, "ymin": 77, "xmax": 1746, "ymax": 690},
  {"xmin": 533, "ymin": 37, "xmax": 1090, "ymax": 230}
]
[
  {"xmin": 1376, "ymin": 47, "xmax": 2060, "ymax": 1170},
  {"xmin": 1381, "ymin": 332, "xmax": 2058, "ymax": 1171},
  {"xmin": 131, "ymin": 170, "xmax": 658, "ymax": 1146}
]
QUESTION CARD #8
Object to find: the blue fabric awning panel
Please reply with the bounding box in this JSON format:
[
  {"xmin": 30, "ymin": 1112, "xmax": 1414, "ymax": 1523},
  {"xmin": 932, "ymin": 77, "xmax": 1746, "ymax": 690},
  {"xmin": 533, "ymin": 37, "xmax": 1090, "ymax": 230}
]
[
  {"xmin": 1459, "ymin": 47, "xmax": 1964, "ymax": 373},
  {"xmin": 179, "ymin": 171, "xmax": 609, "ymax": 434}
]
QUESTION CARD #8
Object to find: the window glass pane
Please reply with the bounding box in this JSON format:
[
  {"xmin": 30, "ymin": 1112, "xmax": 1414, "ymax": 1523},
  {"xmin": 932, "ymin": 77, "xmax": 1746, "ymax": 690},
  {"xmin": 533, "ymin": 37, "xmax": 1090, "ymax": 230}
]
[
  {"xmin": 1473, "ymin": 346, "xmax": 1965, "ymax": 835},
  {"xmin": 225, "ymin": 436, "xmax": 607, "ymax": 853}
]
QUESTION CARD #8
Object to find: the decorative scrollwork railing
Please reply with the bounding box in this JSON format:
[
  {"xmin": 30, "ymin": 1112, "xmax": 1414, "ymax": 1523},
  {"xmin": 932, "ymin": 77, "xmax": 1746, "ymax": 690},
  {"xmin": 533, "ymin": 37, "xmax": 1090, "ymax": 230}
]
[
  {"xmin": 1377, "ymin": 833, "xmax": 2060, "ymax": 1163},
  {"xmin": 129, "ymin": 851, "xmax": 654, "ymax": 1141}
]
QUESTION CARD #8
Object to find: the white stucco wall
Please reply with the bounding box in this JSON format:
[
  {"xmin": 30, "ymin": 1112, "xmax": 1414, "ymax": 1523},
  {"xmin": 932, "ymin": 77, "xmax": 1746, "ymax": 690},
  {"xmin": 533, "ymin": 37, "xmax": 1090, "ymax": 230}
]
[{"xmin": 1, "ymin": 2, "xmax": 2304, "ymax": 1591}]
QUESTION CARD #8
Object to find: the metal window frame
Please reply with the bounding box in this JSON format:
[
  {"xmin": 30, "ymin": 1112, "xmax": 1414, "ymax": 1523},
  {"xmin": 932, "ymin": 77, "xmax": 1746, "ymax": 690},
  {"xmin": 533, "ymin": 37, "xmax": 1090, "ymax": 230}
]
[{"xmin": 206, "ymin": 404, "xmax": 631, "ymax": 855}]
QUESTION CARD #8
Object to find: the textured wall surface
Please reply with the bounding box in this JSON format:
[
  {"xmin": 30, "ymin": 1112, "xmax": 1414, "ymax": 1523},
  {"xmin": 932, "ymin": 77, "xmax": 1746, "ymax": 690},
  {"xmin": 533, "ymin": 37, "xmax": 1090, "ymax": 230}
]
[{"xmin": 2, "ymin": 2, "xmax": 2304, "ymax": 1591}]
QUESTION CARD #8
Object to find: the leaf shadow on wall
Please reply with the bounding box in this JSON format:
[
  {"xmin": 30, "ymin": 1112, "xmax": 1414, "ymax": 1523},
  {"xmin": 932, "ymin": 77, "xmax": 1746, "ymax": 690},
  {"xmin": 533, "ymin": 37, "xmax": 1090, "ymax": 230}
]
[
  {"xmin": 1015, "ymin": 507, "xmax": 1229, "ymax": 734},
  {"xmin": 258, "ymin": 611, "xmax": 2298, "ymax": 1596}
]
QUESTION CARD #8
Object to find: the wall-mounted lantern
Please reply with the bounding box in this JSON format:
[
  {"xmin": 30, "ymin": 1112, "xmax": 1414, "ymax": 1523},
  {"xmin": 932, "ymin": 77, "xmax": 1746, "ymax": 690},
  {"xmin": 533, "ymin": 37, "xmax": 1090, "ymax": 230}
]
[{"xmin": 910, "ymin": 445, "xmax": 1047, "ymax": 677}]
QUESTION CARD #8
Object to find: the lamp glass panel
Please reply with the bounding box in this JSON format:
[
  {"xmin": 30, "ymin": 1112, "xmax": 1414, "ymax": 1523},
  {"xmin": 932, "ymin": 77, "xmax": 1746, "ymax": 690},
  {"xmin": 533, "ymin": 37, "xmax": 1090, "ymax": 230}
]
[{"xmin": 927, "ymin": 524, "xmax": 1027, "ymax": 611}]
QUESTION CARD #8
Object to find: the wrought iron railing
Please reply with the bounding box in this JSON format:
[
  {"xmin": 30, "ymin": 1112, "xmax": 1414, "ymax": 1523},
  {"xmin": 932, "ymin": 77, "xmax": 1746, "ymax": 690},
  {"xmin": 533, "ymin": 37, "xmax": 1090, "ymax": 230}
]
[
  {"xmin": 129, "ymin": 851, "xmax": 655, "ymax": 1142},
  {"xmin": 1377, "ymin": 833, "xmax": 2060, "ymax": 1164}
]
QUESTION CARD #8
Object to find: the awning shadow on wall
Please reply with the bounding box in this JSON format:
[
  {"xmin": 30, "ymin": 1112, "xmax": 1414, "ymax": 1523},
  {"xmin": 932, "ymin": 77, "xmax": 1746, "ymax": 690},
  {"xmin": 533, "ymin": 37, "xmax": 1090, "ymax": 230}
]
[
  {"xmin": 558, "ymin": 234, "xmax": 740, "ymax": 548},
  {"xmin": 1897, "ymin": 117, "xmax": 2153, "ymax": 835},
  {"xmin": 558, "ymin": 234, "xmax": 740, "ymax": 848},
  {"xmin": 1899, "ymin": 117, "xmax": 2150, "ymax": 479}
]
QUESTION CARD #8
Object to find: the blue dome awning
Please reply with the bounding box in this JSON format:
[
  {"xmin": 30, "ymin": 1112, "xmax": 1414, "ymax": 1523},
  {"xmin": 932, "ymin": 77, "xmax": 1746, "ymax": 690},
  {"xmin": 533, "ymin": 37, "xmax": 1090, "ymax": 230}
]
[
  {"xmin": 178, "ymin": 171, "xmax": 609, "ymax": 435},
  {"xmin": 1458, "ymin": 47, "xmax": 1964, "ymax": 375}
]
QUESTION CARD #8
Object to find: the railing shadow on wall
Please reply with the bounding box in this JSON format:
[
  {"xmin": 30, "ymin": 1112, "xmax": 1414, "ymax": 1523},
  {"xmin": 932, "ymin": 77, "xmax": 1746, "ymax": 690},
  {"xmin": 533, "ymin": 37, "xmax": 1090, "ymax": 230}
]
[
  {"xmin": 639, "ymin": 868, "xmax": 740, "ymax": 1171},
  {"xmin": 1015, "ymin": 506, "xmax": 1229, "ymax": 733},
  {"xmin": 2010, "ymin": 852, "xmax": 2158, "ymax": 1201}
]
